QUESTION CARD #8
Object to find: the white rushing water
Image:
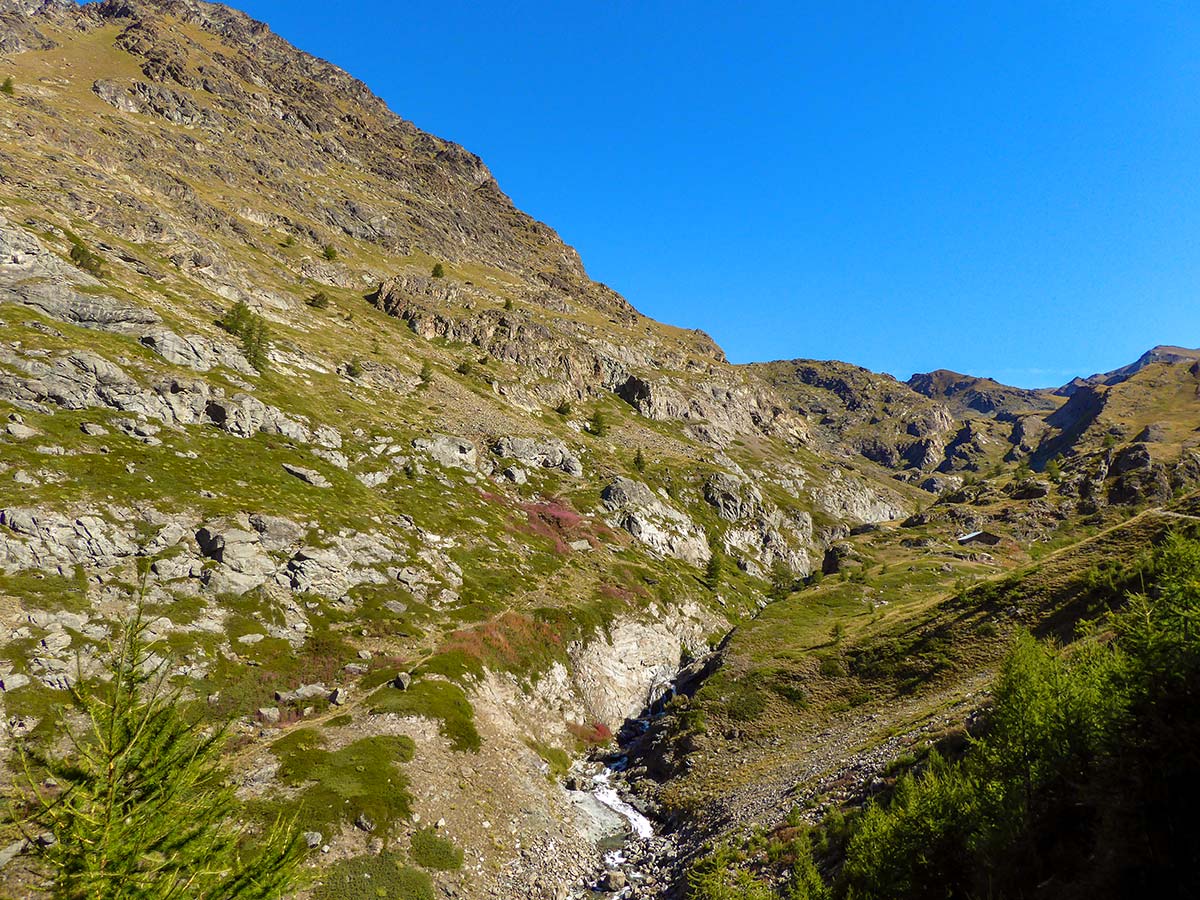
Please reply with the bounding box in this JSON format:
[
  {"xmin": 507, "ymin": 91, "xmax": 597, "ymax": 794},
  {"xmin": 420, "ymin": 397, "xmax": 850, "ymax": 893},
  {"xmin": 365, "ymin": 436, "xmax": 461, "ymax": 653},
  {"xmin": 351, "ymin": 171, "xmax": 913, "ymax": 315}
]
[{"xmin": 591, "ymin": 770, "xmax": 655, "ymax": 839}]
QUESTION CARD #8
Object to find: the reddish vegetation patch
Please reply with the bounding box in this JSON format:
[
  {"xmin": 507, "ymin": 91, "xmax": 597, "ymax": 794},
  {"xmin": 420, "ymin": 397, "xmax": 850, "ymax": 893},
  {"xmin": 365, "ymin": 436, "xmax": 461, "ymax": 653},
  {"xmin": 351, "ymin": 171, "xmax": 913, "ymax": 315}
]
[
  {"xmin": 256, "ymin": 706, "xmax": 306, "ymax": 727},
  {"xmin": 568, "ymin": 720, "xmax": 614, "ymax": 746},
  {"xmin": 367, "ymin": 654, "xmax": 410, "ymax": 674},
  {"xmin": 518, "ymin": 495, "xmax": 615, "ymax": 555},
  {"xmin": 598, "ymin": 582, "xmax": 648, "ymax": 604},
  {"xmin": 442, "ymin": 611, "xmax": 563, "ymax": 673},
  {"xmin": 520, "ymin": 497, "xmax": 585, "ymax": 554}
]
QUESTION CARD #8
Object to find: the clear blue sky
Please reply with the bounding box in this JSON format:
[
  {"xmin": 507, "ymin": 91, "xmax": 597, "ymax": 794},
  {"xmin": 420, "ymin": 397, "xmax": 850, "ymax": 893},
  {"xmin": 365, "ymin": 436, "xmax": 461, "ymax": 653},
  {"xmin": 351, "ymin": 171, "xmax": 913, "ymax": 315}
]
[{"xmin": 227, "ymin": 1, "xmax": 1200, "ymax": 387}]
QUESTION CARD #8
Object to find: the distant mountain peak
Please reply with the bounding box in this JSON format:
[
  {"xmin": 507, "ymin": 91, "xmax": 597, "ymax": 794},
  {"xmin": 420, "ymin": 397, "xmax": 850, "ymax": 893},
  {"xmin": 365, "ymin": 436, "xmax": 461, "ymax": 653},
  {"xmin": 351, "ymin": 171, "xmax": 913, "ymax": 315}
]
[
  {"xmin": 1056, "ymin": 345, "xmax": 1200, "ymax": 396},
  {"xmin": 905, "ymin": 369, "xmax": 1060, "ymax": 417}
]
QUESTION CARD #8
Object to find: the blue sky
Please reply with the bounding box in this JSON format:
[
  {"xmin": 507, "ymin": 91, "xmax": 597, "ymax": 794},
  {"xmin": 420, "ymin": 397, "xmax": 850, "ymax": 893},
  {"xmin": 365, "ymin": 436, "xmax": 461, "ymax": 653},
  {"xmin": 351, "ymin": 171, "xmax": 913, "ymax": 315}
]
[{"xmin": 226, "ymin": 1, "xmax": 1200, "ymax": 386}]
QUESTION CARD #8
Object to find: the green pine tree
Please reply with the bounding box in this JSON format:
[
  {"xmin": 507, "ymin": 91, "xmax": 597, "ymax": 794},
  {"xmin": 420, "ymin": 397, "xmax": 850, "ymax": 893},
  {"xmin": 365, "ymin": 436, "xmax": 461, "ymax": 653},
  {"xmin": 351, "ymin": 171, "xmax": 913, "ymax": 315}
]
[
  {"xmin": 68, "ymin": 240, "xmax": 104, "ymax": 277},
  {"xmin": 588, "ymin": 409, "xmax": 607, "ymax": 437},
  {"xmin": 431, "ymin": 263, "xmax": 445, "ymax": 278},
  {"xmin": 1, "ymin": 76, "xmax": 14, "ymax": 96},
  {"xmin": 704, "ymin": 552, "xmax": 723, "ymax": 592},
  {"xmin": 218, "ymin": 300, "xmax": 270, "ymax": 371},
  {"xmin": 14, "ymin": 610, "xmax": 304, "ymax": 898},
  {"xmin": 633, "ymin": 447, "xmax": 646, "ymax": 473},
  {"xmin": 768, "ymin": 559, "xmax": 794, "ymax": 600},
  {"xmin": 218, "ymin": 299, "xmax": 252, "ymax": 337}
]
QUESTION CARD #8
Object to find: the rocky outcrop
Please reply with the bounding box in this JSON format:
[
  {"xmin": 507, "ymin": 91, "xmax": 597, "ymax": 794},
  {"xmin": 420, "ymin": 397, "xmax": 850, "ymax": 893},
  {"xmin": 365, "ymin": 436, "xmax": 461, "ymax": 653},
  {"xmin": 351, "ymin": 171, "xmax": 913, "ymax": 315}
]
[
  {"xmin": 703, "ymin": 473, "xmax": 811, "ymax": 574},
  {"xmin": 370, "ymin": 274, "xmax": 798, "ymax": 444},
  {"xmin": 1, "ymin": 214, "xmax": 160, "ymax": 331},
  {"xmin": 92, "ymin": 78, "xmax": 219, "ymax": 129},
  {"xmin": 139, "ymin": 329, "xmax": 255, "ymax": 375},
  {"xmin": 196, "ymin": 525, "xmax": 277, "ymax": 594},
  {"xmin": 704, "ymin": 473, "xmax": 762, "ymax": 522},
  {"xmin": 751, "ymin": 359, "xmax": 958, "ymax": 471},
  {"xmin": 413, "ymin": 434, "xmax": 478, "ymax": 471},
  {"xmin": 0, "ymin": 347, "xmax": 328, "ymax": 444},
  {"xmin": 907, "ymin": 369, "xmax": 1060, "ymax": 417},
  {"xmin": 616, "ymin": 374, "xmax": 804, "ymax": 445},
  {"xmin": 516, "ymin": 604, "xmax": 719, "ymax": 728},
  {"xmin": 282, "ymin": 463, "xmax": 332, "ymax": 488},
  {"xmin": 492, "ymin": 436, "xmax": 583, "ymax": 477},
  {"xmin": 0, "ymin": 507, "xmax": 138, "ymax": 572},
  {"xmin": 283, "ymin": 532, "xmax": 398, "ymax": 597},
  {"xmin": 600, "ymin": 478, "xmax": 710, "ymax": 566},
  {"xmin": 812, "ymin": 468, "xmax": 906, "ymax": 524}
]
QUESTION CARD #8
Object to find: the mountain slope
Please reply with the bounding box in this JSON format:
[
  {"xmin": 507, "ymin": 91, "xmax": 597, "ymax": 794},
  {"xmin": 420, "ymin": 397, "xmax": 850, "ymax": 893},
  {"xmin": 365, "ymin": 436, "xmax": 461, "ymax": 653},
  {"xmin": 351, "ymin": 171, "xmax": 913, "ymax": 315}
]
[
  {"xmin": 0, "ymin": 2, "xmax": 915, "ymax": 896},
  {"xmin": 0, "ymin": 2, "xmax": 1197, "ymax": 899}
]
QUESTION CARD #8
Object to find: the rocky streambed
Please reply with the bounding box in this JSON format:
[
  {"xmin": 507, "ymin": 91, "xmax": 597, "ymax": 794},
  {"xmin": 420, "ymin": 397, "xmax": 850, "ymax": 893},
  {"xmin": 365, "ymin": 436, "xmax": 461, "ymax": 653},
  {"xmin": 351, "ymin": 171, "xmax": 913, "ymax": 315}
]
[
  {"xmin": 564, "ymin": 751, "xmax": 683, "ymax": 899},
  {"xmin": 558, "ymin": 647, "xmax": 725, "ymax": 899}
]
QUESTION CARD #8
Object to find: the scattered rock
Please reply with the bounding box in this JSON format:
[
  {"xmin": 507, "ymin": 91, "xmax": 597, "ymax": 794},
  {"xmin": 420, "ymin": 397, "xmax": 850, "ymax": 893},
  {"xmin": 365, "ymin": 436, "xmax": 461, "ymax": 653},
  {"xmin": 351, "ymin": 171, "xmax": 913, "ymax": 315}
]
[
  {"xmin": 0, "ymin": 673, "xmax": 30, "ymax": 692},
  {"xmin": 1011, "ymin": 479, "xmax": 1051, "ymax": 500},
  {"xmin": 412, "ymin": 434, "xmax": 477, "ymax": 471},
  {"xmin": 601, "ymin": 870, "xmax": 626, "ymax": 891},
  {"xmin": 492, "ymin": 436, "xmax": 583, "ymax": 477},
  {"xmin": 274, "ymin": 683, "xmax": 329, "ymax": 704},
  {"xmin": 282, "ymin": 462, "xmax": 331, "ymax": 488}
]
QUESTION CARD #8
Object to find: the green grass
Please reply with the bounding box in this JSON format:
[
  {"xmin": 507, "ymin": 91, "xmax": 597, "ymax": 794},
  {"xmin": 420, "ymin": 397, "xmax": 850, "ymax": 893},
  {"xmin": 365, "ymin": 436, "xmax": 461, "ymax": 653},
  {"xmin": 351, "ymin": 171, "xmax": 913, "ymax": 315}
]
[
  {"xmin": 368, "ymin": 679, "xmax": 481, "ymax": 752},
  {"xmin": 409, "ymin": 827, "xmax": 463, "ymax": 871},
  {"xmin": 269, "ymin": 731, "xmax": 415, "ymax": 839},
  {"xmin": 0, "ymin": 569, "xmax": 90, "ymax": 614},
  {"xmin": 200, "ymin": 626, "xmax": 354, "ymax": 719},
  {"xmin": 525, "ymin": 738, "xmax": 572, "ymax": 780},
  {"xmin": 310, "ymin": 852, "xmax": 434, "ymax": 900}
]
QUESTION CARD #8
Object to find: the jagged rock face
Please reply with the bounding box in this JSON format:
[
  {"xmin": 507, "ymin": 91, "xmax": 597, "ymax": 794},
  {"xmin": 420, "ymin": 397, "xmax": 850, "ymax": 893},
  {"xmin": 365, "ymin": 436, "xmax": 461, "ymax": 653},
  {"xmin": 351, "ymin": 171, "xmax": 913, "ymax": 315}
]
[
  {"xmin": 0, "ymin": 346, "xmax": 321, "ymax": 443},
  {"xmin": 703, "ymin": 473, "xmax": 811, "ymax": 575},
  {"xmin": 565, "ymin": 622, "xmax": 687, "ymax": 726},
  {"xmin": 812, "ymin": 468, "xmax": 906, "ymax": 525},
  {"xmin": 370, "ymin": 275, "xmax": 794, "ymax": 442},
  {"xmin": 413, "ymin": 434, "xmax": 479, "ymax": 471},
  {"xmin": 0, "ymin": 507, "xmax": 138, "ymax": 571},
  {"xmin": 615, "ymin": 374, "xmax": 805, "ymax": 445},
  {"xmin": 0, "ymin": 214, "xmax": 159, "ymax": 331},
  {"xmin": 750, "ymin": 359, "xmax": 956, "ymax": 472},
  {"xmin": 601, "ymin": 477, "xmax": 711, "ymax": 566},
  {"xmin": 139, "ymin": 329, "xmax": 254, "ymax": 375},
  {"xmin": 907, "ymin": 369, "xmax": 1061, "ymax": 418},
  {"xmin": 704, "ymin": 474, "xmax": 761, "ymax": 522},
  {"xmin": 492, "ymin": 436, "xmax": 583, "ymax": 477}
]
